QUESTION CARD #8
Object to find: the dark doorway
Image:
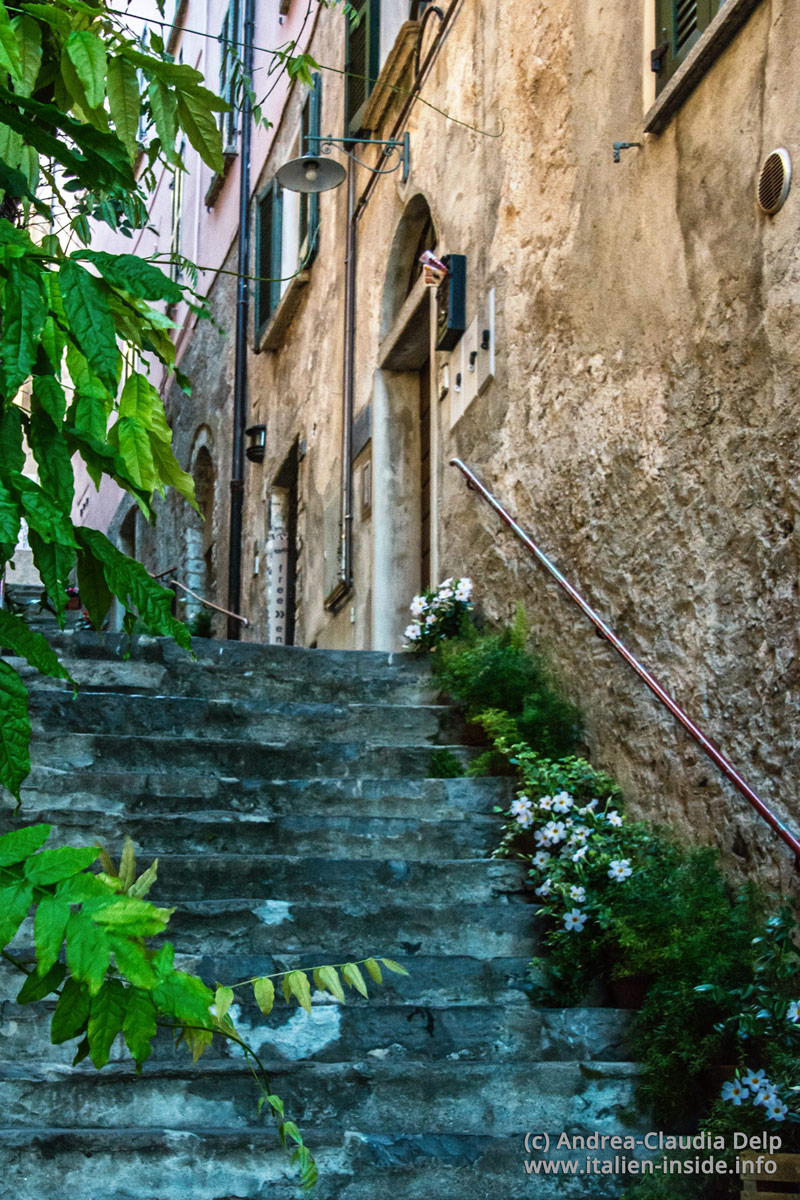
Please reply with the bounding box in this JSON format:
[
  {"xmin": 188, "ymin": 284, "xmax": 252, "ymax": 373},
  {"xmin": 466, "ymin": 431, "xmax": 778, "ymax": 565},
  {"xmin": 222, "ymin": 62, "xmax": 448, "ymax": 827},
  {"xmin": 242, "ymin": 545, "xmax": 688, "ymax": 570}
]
[{"xmin": 272, "ymin": 441, "xmax": 299, "ymax": 646}]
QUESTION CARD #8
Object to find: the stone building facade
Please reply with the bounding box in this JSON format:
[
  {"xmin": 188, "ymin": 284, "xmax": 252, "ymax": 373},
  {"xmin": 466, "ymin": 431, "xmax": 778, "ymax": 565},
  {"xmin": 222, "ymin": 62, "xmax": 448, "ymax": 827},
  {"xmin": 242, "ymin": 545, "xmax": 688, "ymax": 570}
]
[{"xmin": 90, "ymin": 0, "xmax": 800, "ymax": 887}]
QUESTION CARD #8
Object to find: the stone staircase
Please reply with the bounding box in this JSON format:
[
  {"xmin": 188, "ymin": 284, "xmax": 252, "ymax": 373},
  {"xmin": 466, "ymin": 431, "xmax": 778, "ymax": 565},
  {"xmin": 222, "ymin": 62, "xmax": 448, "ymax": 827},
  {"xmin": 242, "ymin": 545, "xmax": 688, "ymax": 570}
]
[{"xmin": 0, "ymin": 634, "xmax": 641, "ymax": 1199}]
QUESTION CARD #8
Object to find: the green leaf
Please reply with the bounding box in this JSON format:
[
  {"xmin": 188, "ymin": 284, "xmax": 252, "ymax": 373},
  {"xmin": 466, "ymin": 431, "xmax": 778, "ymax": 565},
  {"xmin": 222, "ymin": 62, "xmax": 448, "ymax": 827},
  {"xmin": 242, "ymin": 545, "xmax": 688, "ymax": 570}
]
[
  {"xmin": 76, "ymin": 252, "xmax": 183, "ymax": 305},
  {"xmin": 254, "ymin": 976, "xmax": 275, "ymax": 1016},
  {"xmin": 26, "ymin": 844, "xmax": 99, "ymax": 885},
  {"xmin": 63, "ymin": 30, "xmax": 107, "ymax": 110},
  {"xmin": 121, "ymin": 986, "xmax": 157, "ymax": 1067},
  {"xmin": 0, "ymin": 256, "xmax": 47, "ymax": 397},
  {"xmin": 17, "ymin": 143, "xmax": 38, "ymax": 193},
  {"xmin": 28, "ymin": 530, "xmax": 75, "ymax": 624},
  {"xmin": 50, "ymin": 976, "xmax": 90, "ymax": 1043},
  {"xmin": 34, "ymin": 894, "xmax": 71, "ymax": 975},
  {"xmin": 32, "ymin": 374, "xmax": 67, "ymax": 424},
  {"xmin": 380, "ymin": 958, "xmax": 410, "ymax": 976},
  {"xmin": 148, "ymin": 78, "xmax": 179, "ymax": 165},
  {"xmin": 127, "ymin": 859, "xmax": 159, "ymax": 899},
  {"xmin": 29, "ymin": 403, "xmax": 74, "ymax": 512},
  {"xmin": 0, "ymin": 821, "xmax": 50, "ymax": 866},
  {"xmin": 59, "ymin": 259, "xmax": 119, "ymax": 391},
  {"xmin": 87, "ymin": 977, "xmax": 126, "ymax": 1068},
  {"xmin": 118, "ymin": 836, "xmax": 135, "ymax": 890},
  {"xmin": 150, "ymin": 436, "xmax": 197, "ymax": 508},
  {"xmin": 89, "ymin": 895, "xmax": 172, "ymax": 937},
  {"xmin": 65, "ymin": 911, "xmax": 111, "ymax": 995},
  {"xmin": 75, "ymin": 527, "xmax": 191, "ymax": 649},
  {"xmin": 152, "ymin": 970, "xmax": 214, "ymax": 1026},
  {"xmin": 114, "ymin": 416, "xmax": 157, "ymax": 491},
  {"xmin": 106, "ymin": 54, "xmax": 139, "ymax": 162},
  {"xmin": 0, "ymin": 1, "xmax": 21, "ymax": 83},
  {"xmin": 0, "ymin": 480, "xmax": 20, "ymax": 557},
  {"xmin": 17, "ymin": 960, "xmax": 65, "ymax": 1004},
  {"xmin": 314, "ymin": 965, "xmax": 345, "ymax": 1003},
  {"xmin": 76, "ymin": 547, "xmax": 113, "ymax": 630},
  {"xmin": 21, "ymin": 485, "xmax": 78, "ymax": 548},
  {"xmin": 180, "ymin": 1023, "xmax": 213, "ymax": 1062},
  {"xmin": 0, "ymin": 120, "xmax": 22, "ymax": 169},
  {"xmin": 0, "ymin": 399, "xmax": 25, "ymax": 472},
  {"xmin": 110, "ymin": 935, "xmax": 156, "ymax": 989},
  {"xmin": 0, "ymin": 611, "xmax": 72, "ymax": 683},
  {"xmin": 176, "ymin": 90, "xmax": 224, "ymax": 173},
  {"xmin": 342, "ymin": 962, "xmax": 368, "ymax": 998},
  {"xmin": 214, "ymin": 984, "xmax": 234, "ymax": 1021},
  {"xmin": 0, "ymin": 876, "xmax": 33, "ymax": 944},
  {"xmin": 0, "ymin": 659, "xmax": 30, "ymax": 801},
  {"xmin": 364, "ymin": 957, "xmax": 383, "ymax": 984},
  {"xmin": 285, "ymin": 969, "xmax": 312, "ymax": 1014},
  {"xmin": 10, "ymin": 15, "xmax": 41, "ymax": 98}
]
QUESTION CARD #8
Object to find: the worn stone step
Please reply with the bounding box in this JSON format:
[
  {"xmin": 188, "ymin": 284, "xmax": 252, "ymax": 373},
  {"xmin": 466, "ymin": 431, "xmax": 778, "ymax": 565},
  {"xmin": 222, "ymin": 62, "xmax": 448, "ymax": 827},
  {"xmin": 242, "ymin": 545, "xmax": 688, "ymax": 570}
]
[
  {"xmin": 0, "ymin": 1127, "xmax": 636, "ymax": 1200},
  {"xmin": 27, "ymin": 689, "xmax": 465, "ymax": 746},
  {"xmin": 14, "ymin": 773, "xmax": 512, "ymax": 820},
  {"xmin": 0, "ymin": 994, "xmax": 634, "ymax": 1067},
  {"xmin": 0, "ymin": 1057, "xmax": 641, "ymax": 1133},
  {"xmin": 12, "ymin": 808, "xmax": 503, "ymax": 860},
  {"xmin": 136, "ymin": 854, "xmax": 527, "ymax": 904},
  {"xmin": 27, "ymin": 732, "xmax": 475, "ymax": 779}
]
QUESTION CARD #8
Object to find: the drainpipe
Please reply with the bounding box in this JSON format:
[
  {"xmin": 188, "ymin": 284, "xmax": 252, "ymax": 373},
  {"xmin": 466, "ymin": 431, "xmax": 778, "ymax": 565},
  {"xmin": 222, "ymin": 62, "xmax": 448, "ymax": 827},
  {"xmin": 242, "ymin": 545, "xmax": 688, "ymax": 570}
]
[{"xmin": 226, "ymin": 0, "xmax": 256, "ymax": 639}]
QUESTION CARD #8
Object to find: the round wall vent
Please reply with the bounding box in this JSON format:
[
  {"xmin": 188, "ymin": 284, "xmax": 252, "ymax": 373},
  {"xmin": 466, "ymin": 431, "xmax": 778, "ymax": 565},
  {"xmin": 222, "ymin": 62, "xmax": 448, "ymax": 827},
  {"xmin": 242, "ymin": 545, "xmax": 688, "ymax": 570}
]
[{"xmin": 757, "ymin": 147, "xmax": 792, "ymax": 215}]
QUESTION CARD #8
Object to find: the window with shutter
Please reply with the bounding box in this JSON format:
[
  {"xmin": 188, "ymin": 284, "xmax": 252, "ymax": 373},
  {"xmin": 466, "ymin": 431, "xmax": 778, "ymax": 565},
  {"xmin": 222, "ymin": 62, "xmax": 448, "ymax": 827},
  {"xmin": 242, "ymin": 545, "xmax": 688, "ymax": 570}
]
[
  {"xmin": 345, "ymin": 0, "xmax": 380, "ymax": 134},
  {"xmin": 255, "ymin": 179, "xmax": 283, "ymax": 339},
  {"xmin": 219, "ymin": 0, "xmax": 240, "ymax": 152},
  {"xmin": 653, "ymin": 0, "xmax": 725, "ymax": 91},
  {"xmin": 299, "ymin": 74, "xmax": 322, "ymax": 264}
]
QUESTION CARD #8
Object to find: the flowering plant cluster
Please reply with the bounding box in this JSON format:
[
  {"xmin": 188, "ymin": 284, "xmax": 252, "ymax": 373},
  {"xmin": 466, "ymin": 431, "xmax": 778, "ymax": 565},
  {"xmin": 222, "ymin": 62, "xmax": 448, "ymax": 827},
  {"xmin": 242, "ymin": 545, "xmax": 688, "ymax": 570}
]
[
  {"xmin": 404, "ymin": 577, "xmax": 473, "ymax": 651},
  {"xmin": 721, "ymin": 1069, "xmax": 791, "ymax": 1122}
]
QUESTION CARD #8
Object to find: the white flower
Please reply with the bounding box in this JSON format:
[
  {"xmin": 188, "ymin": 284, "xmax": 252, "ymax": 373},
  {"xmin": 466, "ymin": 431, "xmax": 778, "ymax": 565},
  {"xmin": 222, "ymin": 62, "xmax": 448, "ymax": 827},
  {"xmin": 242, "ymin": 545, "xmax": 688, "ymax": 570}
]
[
  {"xmin": 568, "ymin": 825, "xmax": 590, "ymax": 846},
  {"xmin": 543, "ymin": 820, "xmax": 566, "ymax": 845},
  {"xmin": 552, "ymin": 791, "xmax": 573, "ymax": 813},
  {"xmin": 511, "ymin": 797, "xmax": 533, "ymax": 819},
  {"xmin": 767, "ymin": 1099, "xmax": 788, "ymax": 1121},
  {"xmin": 742, "ymin": 1068, "xmax": 767, "ymax": 1090},
  {"xmin": 515, "ymin": 809, "xmax": 534, "ymax": 829},
  {"xmin": 721, "ymin": 1080, "xmax": 750, "ymax": 1106},
  {"xmin": 608, "ymin": 859, "xmax": 632, "ymax": 881},
  {"xmin": 534, "ymin": 828, "xmax": 552, "ymax": 847},
  {"xmin": 753, "ymin": 1087, "xmax": 776, "ymax": 1108},
  {"xmin": 409, "ymin": 595, "xmax": 427, "ymax": 617},
  {"xmin": 579, "ymin": 799, "xmax": 599, "ymax": 815},
  {"xmin": 571, "ymin": 845, "xmax": 588, "ymax": 862},
  {"xmin": 605, "ymin": 810, "xmax": 623, "ymax": 827},
  {"xmin": 454, "ymin": 578, "xmax": 472, "ymax": 601},
  {"xmin": 532, "ymin": 850, "xmax": 551, "ymax": 868},
  {"xmin": 535, "ymin": 878, "xmax": 552, "ymax": 897},
  {"xmin": 404, "ymin": 624, "xmax": 421, "ymax": 641},
  {"xmin": 537, "ymin": 795, "xmax": 554, "ymax": 811},
  {"xmin": 787, "ymin": 1001, "xmax": 800, "ymax": 1023},
  {"xmin": 569, "ymin": 885, "xmax": 586, "ymax": 902},
  {"xmin": 439, "ymin": 578, "xmax": 453, "ymax": 589},
  {"xmin": 563, "ymin": 908, "xmax": 587, "ymax": 932},
  {"xmin": 424, "ymin": 613, "xmax": 436, "ymax": 627}
]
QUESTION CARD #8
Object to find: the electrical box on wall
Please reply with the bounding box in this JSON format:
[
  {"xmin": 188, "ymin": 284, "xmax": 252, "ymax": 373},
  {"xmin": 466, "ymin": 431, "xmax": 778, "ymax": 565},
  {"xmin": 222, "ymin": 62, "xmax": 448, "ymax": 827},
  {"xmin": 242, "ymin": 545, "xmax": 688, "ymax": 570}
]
[
  {"xmin": 435, "ymin": 254, "xmax": 466, "ymax": 351},
  {"xmin": 446, "ymin": 287, "xmax": 495, "ymax": 429}
]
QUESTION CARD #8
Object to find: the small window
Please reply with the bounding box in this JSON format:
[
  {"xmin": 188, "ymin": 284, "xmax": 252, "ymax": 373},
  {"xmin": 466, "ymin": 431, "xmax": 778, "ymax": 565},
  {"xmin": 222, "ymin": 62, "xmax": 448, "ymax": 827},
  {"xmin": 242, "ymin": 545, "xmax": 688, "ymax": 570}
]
[
  {"xmin": 219, "ymin": 0, "xmax": 240, "ymax": 153},
  {"xmin": 299, "ymin": 74, "xmax": 322, "ymax": 264},
  {"xmin": 169, "ymin": 140, "xmax": 186, "ymax": 286},
  {"xmin": 345, "ymin": 0, "xmax": 380, "ymax": 134},
  {"xmin": 653, "ymin": 0, "xmax": 725, "ymax": 91},
  {"xmin": 255, "ymin": 178, "xmax": 283, "ymax": 338}
]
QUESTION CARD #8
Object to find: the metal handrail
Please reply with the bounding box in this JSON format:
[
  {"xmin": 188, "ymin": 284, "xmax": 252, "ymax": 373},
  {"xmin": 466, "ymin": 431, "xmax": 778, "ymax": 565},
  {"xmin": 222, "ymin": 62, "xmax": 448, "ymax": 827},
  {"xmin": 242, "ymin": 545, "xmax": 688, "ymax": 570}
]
[
  {"xmin": 150, "ymin": 569, "xmax": 249, "ymax": 628},
  {"xmin": 450, "ymin": 457, "xmax": 800, "ymax": 864}
]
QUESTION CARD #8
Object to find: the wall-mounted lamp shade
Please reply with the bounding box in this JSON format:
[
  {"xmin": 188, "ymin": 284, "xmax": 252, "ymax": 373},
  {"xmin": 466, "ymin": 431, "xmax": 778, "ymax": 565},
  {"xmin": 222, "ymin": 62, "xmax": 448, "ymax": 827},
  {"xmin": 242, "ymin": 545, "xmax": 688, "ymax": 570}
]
[
  {"xmin": 275, "ymin": 154, "xmax": 346, "ymax": 194},
  {"xmin": 245, "ymin": 424, "xmax": 267, "ymax": 464}
]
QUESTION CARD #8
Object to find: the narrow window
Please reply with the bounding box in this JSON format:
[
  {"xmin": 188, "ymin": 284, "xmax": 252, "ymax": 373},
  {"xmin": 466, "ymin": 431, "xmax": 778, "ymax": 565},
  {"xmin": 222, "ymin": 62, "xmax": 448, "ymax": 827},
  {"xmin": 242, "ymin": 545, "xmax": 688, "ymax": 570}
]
[
  {"xmin": 299, "ymin": 74, "xmax": 322, "ymax": 264},
  {"xmin": 255, "ymin": 178, "xmax": 283, "ymax": 337},
  {"xmin": 345, "ymin": 0, "xmax": 380, "ymax": 134},
  {"xmin": 169, "ymin": 140, "xmax": 186, "ymax": 285},
  {"xmin": 219, "ymin": 0, "xmax": 240, "ymax": 152}
]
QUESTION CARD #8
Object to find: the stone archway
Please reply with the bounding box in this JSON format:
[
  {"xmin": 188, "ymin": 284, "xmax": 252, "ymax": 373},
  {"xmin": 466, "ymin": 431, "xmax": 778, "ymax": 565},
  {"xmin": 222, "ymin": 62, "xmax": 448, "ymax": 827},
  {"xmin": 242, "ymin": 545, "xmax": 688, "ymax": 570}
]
[
  {"xmin": 184, "ymin": 432, "xmax": 216, "ymax": 624},
  {"xmin": 372, "ymin": 194, "xmax": 438, "ymax": 649}
]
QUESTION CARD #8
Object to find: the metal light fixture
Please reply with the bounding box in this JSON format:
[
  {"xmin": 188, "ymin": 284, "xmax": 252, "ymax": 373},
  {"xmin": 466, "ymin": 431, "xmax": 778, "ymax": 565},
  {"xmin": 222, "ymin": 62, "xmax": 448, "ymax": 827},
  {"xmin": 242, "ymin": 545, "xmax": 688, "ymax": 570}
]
[
  {"xmin": 276, "ymin": 132, "xmax": 410, "ymax": 194},
  {"xmin": 245, "ymin": 424, "xmax": 266, "ymax": 464}
]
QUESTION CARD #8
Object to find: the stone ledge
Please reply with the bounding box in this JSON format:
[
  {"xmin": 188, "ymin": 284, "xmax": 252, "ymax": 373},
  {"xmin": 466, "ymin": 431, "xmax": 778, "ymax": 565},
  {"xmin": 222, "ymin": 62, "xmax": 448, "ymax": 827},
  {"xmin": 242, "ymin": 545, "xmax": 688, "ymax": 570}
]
[
  {"xmin": 644, "ymin": 0, "xmax": 764, "ymax": 135},
  {"xmin": 255, "ymin": 270, "xmax": 311, "ymax": 353}
]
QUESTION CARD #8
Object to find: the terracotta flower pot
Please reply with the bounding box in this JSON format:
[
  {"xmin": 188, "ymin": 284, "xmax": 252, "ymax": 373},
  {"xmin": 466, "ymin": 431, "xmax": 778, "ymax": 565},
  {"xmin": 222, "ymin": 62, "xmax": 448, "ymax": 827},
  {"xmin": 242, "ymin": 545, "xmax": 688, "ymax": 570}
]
[{"xmin": 66, "ymin": 595, "xmax": 81, "ymax": 611}]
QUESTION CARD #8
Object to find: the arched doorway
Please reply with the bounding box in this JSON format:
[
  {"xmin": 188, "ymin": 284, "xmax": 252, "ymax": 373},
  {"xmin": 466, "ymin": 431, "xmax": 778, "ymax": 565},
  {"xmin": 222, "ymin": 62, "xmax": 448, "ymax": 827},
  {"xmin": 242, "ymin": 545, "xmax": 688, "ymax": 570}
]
[
  {"xmin": 185, "ymin": 436, "xmax": 216, "ymax": 626},
  {"xmin": 372, "ymin": 195, "xmax": 438, "ymax": 648}
]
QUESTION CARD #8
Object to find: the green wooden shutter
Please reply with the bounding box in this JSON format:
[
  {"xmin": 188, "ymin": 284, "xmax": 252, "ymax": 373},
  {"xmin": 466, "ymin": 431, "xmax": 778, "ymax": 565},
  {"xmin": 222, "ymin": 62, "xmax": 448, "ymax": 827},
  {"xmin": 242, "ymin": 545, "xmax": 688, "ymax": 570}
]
[
  {"xmin": 255, "ymin": 178, "xmax": 283, "ymax": 335},
  {"xmin": 219, "ymin": 1, "xmax": 240, "ymax": 151},
  {"xmin": 345, "ymin": 0, "xmax": 380, "ymax": 134},
  {"xmin": 653, "ymin": 0, "xmax": 725, "ymax": 92},
  {"xmin": 301, "ymin": 74, "xmax": 322, "ymax": 264}
]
